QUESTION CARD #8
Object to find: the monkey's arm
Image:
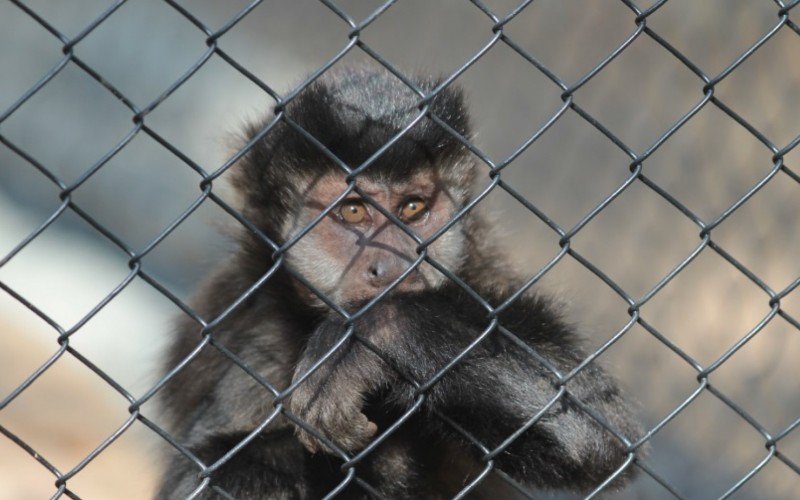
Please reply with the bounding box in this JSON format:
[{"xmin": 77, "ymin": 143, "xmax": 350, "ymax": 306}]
[
  {"xmin": 373, "ymin": 286, "xmax": 641, "ymax": 492},
  {"xmin": 286, "ymin": 286, "xmax": 641, "ymax": 492},
  {"xmin": 287, "ymin": 318, "xmax": 390, "ymax": 454}
]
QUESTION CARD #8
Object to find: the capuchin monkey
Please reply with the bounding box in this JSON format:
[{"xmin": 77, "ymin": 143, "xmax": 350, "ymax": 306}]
[{"xmin": 155, "ymin": 66, "xmax": 643, "ymax": 499}]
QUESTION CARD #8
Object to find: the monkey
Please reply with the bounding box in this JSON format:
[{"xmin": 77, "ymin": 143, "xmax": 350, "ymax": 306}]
[{"xmin": 155, "ymin": 66, "xmax": 643, "ymax": 499}]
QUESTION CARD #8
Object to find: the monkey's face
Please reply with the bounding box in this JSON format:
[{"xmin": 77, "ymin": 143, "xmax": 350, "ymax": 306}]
[{"xmin": 281, "ymin": 170, "xmax": 466, "ymax": 308}]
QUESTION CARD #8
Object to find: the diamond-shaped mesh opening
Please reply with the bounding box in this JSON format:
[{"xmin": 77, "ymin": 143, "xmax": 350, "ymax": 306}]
[
  {"xmin": 571, "ymin": 181, "xmax": 701, "ymax": 298},
  {"xmin": 0, "ymin": 209, "xmax": 134, "ymax": 328},
  {"xmin": 216, "ymin": 0, "xmax": 352, "ymax": 88},
  {"xmin": 361, "ymin": 0, "xmax": 492, "ymax": 74},
  {"xmin": 713, "ymin": 28, "xmax": 800, "ymax": 146},
  {"xmin": 643, "ymin": 104, "xmax": 774, "ymax": 221},
  {"xmin": 576, "ymin": 34, "xmax": 702, "ymax": 152},
  {"xmin": 712, "ymin": 318, "xmax": 800, "ymax": 432},
  {"xmin": 2, "ymin": 0, "xmax": 799, "ymax": 498},
  {"xmin": 646, "ymin": 0, "xmax": 780, "ymax": 76},
  {"xmin": 644, "ymin": 390, "xmax": 772, "ymax": 498},
  {"xmin": 2, "ymin": 63, "xmax": 134, "ymax": 184},
  {"xmin": 501, "ymin": 0, "xmax": 638, "ymax": 83},
  {"xmin": 499, "ymin": 111, "xmax": 635, "ymax": 228},
  {"xmin": 643, "ymin": 250, "xmax": 774, "ymax": 366},
  {"xmin": 711, "ymin": 176, "xmax": 800, "ymax": 290}
]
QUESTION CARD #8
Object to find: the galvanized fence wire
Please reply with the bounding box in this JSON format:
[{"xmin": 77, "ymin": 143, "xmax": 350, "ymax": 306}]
[{"xmin": 1, "ymin": 0, "xmax": 800, "ymax": 498}]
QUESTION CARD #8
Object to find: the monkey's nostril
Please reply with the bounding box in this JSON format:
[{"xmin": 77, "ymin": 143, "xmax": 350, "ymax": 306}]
[{"xmin": 368, "ymin": 265, "xmax": 380, "ymax": 278}]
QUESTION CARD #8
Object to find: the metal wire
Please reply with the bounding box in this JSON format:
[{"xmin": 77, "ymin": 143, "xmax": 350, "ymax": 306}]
[{"xmin": 1, "ymin": 0, "xmax": 799, "ymax": 498}]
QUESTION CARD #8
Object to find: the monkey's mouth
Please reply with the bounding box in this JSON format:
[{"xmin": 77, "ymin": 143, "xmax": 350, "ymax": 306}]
[
  {"xmin": 388, "ymin": 268, "xmax": 430, "ymax": 292},
  {"xmin": 348, "ymin": 275, "xmax": 428, "ymax": 305},
  {"xmin": 392, "ymin": 279, "xmax": 427, "ymax": 294}
]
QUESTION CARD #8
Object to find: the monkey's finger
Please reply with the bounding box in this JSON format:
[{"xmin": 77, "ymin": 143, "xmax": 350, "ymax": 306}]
[
  {"xmin": 346, "ymin": 415, "xmax": 379, "ymax": 450},
  {"xmin": 296, "ymin": 430, "xmax": 321, "ymax": 454}
]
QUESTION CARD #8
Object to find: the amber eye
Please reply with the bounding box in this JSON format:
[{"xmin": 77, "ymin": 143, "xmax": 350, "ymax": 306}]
[
  {"xmin": 340, "ymin": 200, "xmax": 367, "ymax": 224},
  {"xmin": 399, "ymin": 198, "xmax": 428, "ymax": 222}
]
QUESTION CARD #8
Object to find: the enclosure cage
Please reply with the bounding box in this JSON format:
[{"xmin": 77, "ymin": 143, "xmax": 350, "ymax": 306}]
[{"xmin": 1, "ymin": 1, "xmax": 799, "ymax": 499}]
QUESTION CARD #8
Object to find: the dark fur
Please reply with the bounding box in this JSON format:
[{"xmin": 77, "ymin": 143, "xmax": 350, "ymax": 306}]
[
  {"xmin": 156, "ymin": 67, "xmax": 641, "ymax": 499},
  {"xmin": 231, "ymin": 66, "xmax": 471, "ymax": 241}
]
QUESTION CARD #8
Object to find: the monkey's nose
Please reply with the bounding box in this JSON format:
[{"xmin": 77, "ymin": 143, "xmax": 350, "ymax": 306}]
[
  {"xmin": 367, "ymin": 262, "xmax": 388, "ymax": 282},
  {"xmin": 366, "ymin": 259, "xmax": 403, "ymax": 288}
]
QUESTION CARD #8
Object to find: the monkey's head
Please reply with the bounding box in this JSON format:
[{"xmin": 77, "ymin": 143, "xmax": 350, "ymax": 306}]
[{"xmin": 233, "ymin": 67, "xmax": 480, "ymax": 307}]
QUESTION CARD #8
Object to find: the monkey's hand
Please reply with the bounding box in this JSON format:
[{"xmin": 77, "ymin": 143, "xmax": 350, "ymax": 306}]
[
  {"xmin": 287, "ymin": 364, "xmax": 378, "ymax": 455},
  {"xmin": 287, "ymin": 318, "xmax": 387, "ymax": 455}
]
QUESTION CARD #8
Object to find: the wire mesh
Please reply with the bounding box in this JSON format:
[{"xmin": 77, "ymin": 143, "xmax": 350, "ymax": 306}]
[{"xmin": 1, "ymin": 0, "xmax": 799, "ymax": 498}]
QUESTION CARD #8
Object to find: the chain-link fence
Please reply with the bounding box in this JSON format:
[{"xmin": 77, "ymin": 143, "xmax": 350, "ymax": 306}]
[{"xmin": 1, "ymin": 0, "xmax": 799, "ymax": 498}]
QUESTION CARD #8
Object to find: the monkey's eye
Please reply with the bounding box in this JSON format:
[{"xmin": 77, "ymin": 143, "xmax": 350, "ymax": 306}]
[
  {"xmin": 339, "ymin": 200, "xmax": 368, "ymax": 224},
  {"xmin": 399, "ymin": 198, "xmax": 428, "ymax": 222}
]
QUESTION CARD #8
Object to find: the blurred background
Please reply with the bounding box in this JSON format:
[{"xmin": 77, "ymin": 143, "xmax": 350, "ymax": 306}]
[{"xmin": 1, "ymin": 0, "xmax": 799, "ymax": 498}]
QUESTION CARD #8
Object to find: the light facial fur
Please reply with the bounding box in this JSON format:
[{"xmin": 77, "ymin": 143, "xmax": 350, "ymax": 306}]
[{"xmin": 281, "ymin": 169, "xmax": 467, "ymax": 307}]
